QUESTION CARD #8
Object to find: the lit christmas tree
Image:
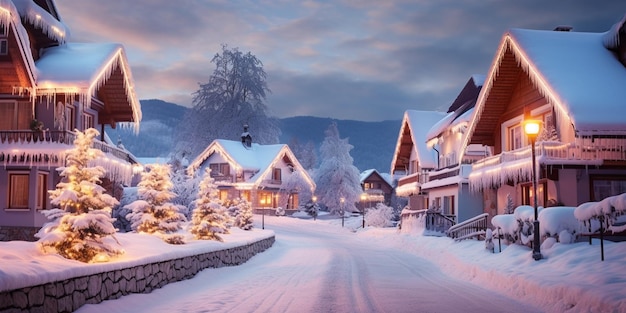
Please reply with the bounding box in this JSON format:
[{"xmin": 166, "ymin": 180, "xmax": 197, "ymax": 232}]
[
  {"xmin": 125, "ymin": 163, "xmax": 187, "ymax": 244},
  {"xmin": 190, "ymin": 168, "xmax": 230, "ymax": 241},
  {"xmin": 36, "ymin": 128, "xmax": 122, "ymax": 263}
]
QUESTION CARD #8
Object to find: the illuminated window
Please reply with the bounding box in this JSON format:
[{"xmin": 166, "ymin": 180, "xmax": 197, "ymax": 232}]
[
  {"xmin": 259, "ymin": 192, "xmax": 272, "ymax": 207},
  {"xmin": 0, "ymin": 101, "xmax": 30, "ymax": 130},
  {"xmin": 219, "ymin": 189, "xmax": 228, "ymax": 202},
  {"xmin": 521, "ymin": 181, "xmax": 547, "ymax": 208},
  {"xmin": 240, "ymin": 190, "xmax": 250, "ymax": 202},
  {"xmin": 9, "ymin": 173, "xmax": 29, "ymax": 209}
]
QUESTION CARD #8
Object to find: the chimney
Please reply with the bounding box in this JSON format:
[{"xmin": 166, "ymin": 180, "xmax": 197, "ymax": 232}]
[{"xmin": 241, "ymin": 124, "xmax": 252, "ymax": 148}]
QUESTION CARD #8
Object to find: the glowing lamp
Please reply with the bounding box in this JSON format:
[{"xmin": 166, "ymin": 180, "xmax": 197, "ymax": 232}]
[{"xmin": 524, "ymin": 120, "xmax": 541, "ymax": 137}]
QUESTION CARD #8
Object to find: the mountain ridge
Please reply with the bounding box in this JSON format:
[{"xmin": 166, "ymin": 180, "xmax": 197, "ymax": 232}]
[{"xmin": 106, "ymin": 99, "xmax": 401, "ymax": 173}]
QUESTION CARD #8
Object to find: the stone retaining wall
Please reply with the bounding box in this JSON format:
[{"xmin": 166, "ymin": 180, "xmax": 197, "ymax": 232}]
[
  {"xmin": 0, "ymin": 236, "xmax": 274, "ymax": 313},
  {"xmin": 0, "ymin": 226, "xmax": 39, "ymax": 242}
]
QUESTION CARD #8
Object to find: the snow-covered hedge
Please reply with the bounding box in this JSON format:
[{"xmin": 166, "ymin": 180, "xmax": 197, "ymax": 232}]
[
  {"xmin": 492, "ymin": 205, "xmax": 580, "ymax": 245},
  {"xmin": 365, "ymin": 203, "xmax": 394, "ymax": 228},
  {"xmin": 574, "ymin": 193, "xmax": 626, "ymax": 234}
]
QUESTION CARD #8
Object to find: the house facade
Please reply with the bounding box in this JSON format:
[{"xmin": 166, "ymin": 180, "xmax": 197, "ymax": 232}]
[
  {"xmin": 187, "ymin": 129, "xmax": 316, "ymax": 215},
  {"xmin": 462, "ymin": 21, "xmax": 626, "ymax": 218},
  {"xmin": 0, "ymin": 0, "xmax": 142, "ymax": 240},
  {"xmin": 390, "ymin": 110, "xmax": 446, "ymax": 210},
  {"xmin": 421, "ymin": 75, "xmax": 487, "ymax": 223},
  {"xmin": 358, "ymin": 169, "xmax": 393, "ymax": 210}
]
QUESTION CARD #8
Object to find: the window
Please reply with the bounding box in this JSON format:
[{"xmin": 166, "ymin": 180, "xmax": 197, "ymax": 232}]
[
  {"xmin": 591, "ymin": 176, "xmax": 626, "ymax": 201},
  {"xmin": 65, "ymin": 104, "xmax": 75, "ymax": 131},
  {"xmin": 287, "ymin": 193, "xmax": 298, "ymax": 209},
  {"xmin": 83, "ymin": 113, "xmax": 94, "ymax": 130},
  {"xmin": 364, "ymin": 182, "xmax": 373, "ymax": 190},
  {"xmin": 508, "ymin": 124, "xmax": 523, "ymax": 151},
  {"xmin": 522, "ymin": 181, "xmax": 547, "ymax": 208},
  {"xmin": 0, "ymin": 24, "xmax": 7, "ymax": 56},
  {"xmin": 209, "ymin": 163, "xmax": 230, "ymax": 176},
  {"xmin": 0, "ymin": 101, "xmax": 30, "ymax": 130},
  {"xmin": 272, "ymin": 168, "xmax": 281, "ymax": 182},
  {"xmin": 240, "ymin": 190, "xmax": 250, "ymax": 202},
  {"xmin": 259, "ymin": 192, "xmax": 272, "ymax": 207},
  {"xmin": 8, "ymin": 173, "xmax": 29, "ymax": 209},
  {"xmin": 36, "ymin": 172, "xmax": 48, "ymax": 210},
  {"xmin": 219, "ymin": 190, "xmax": 228, "ymax": 202},
  {"xmin": 443, "ymin": 195, "xmax": 455, "ymax": 216}
]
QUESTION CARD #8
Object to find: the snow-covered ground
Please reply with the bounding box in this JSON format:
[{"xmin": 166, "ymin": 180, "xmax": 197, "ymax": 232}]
[{"xmin": 2, "ymin": 213, "xmax": 625, "ymax": 312}]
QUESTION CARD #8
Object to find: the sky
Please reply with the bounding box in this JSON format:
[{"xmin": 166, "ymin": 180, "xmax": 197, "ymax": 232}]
[
  {"xmin": 2, "ymin": 213, "xmax": 624, "ymax": 312},
  {"xmin": 54, "ymin": 0, "xmax": 626, "ymax": 121}
]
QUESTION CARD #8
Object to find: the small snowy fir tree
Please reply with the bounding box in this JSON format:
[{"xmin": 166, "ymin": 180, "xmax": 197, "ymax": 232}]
[
  {"xmin": 36, "ymin": 128, "xmax": 122, "ymax": 263},
  {"xmin": 303, "ymin": 201, "xmax": 320, "ymax": 220},
  {"xmin": 190, "ymin": 168, "xmax": 231, "ymax": 241},
  {"xmin": 234, "ymin": 197, "xmax": 254, "ymax": 230},
  {"xmin": 169, "ymin": 153, "xmax": 199, "ymax": 219},
  {"xmin": 125, "ymin": 164, "xmax": 187, "ymax": 244},
  {"xmin": 314, "ymin": 122, "xmax": 362, "ymax": 215},
  {"xmin": 505, "ymin": 193, "xmax": 515, "ymax": 215}
]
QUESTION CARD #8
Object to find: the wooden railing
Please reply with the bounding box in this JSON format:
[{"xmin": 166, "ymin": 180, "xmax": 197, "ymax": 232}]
[
  {"xmin": 425, "ymin": 212, "xmax": 456, "ymax": 233},
  {"xmin": 0, "ymin": 130, "xmax": 133, "ymax": 163},
  {"xmin": 446, "ymin": 213, "xmax": 489, "ymax": 241}
]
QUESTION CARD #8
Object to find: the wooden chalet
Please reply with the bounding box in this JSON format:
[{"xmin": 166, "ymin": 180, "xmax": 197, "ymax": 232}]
[
  {"xmin": 0, "ymin": 0, "xmax": 142, "ymax": 240},
  {"xmin": 358, "ymin": 169, "xmax": 393, "ymax": 210},
  {"xmin": 461, "ymin": 19, "xmax": 626, "ymax": 217}
]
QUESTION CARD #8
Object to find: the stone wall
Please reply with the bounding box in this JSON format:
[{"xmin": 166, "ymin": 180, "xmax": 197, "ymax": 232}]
[
  {"xmin": 0, "ymin": 236, "xmax": 274, "ymax": 312},
  {"xmin": 0, "ymin": 226, "xmax": 38, "ymax": 242}
]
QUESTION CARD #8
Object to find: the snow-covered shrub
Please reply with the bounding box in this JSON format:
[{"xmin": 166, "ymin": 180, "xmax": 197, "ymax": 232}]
[
  {"xmin": 485, "ymin": 228, "xmax": 494, "ymax": 252},
  {"xmin": 125, "ymin": 164, "xmax": 187, "ymax": 244},
  {"xmin": 537, "ymin": 206, "xmax": 581, "ymax": 242},
  {"xmin": 37, "ymin": 128, "xmax": 123, "ymax": 263},
  {"xmin": 574, "ymin": 193, "xmax": 626, "ymax": 234},
  {"xmin": 275, "ymin": 207, "xmax": 285, "ymax": 216},
  {"xmin": 504, "ymin": 193, "xmax": 515, "ymax": 214},
  {"xmin": 190, "ymin": 168, "xmax": 230, "ymax": 241},
  {"xmin": 112, "ymin": 187, "xmax": 138, "ymax": 232},
  {"xmin": 514, "ymin": 205, "xmax": 543, "ymax": 246},
  {"xmin": 491, "ymin": 214, "xmax": 518, "ymax": 244},
  {"xmin": 365, "ymin": 203, "xmax": 394, "ymax": 228},
  {"xmin": 234, "ymin": 198, "xmax": 254, "ymax": 230},
  {"xmin": 302, "ymin": 201, "xmax": 320, "ymax": 219}
]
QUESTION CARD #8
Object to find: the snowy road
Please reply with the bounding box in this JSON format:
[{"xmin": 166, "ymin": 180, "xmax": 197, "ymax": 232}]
[{"xmin": 78, "ymin": 216, "xmax": 540, "ymax": 313}]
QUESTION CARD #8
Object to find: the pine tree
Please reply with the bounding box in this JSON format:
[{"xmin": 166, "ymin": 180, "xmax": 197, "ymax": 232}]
[
  {"xmin": 190, "ymin": 168, "xmax": 231, "ymax": 241},
  {"xmin": 125, "ymin": 164, "xmax": 187, "ymax": 244},
  {"xmin": 303, "ymin": 201, "xmax": 319, "ymax": 220},
  {"xmin": 315, "ymin": 122, "xmax": 362, "ymax": 215},
  {"xmin": 505, "ymin": 193, "xmax": 515, "ymax": 214},
  {"xmin": 36, "ymin": 128, "xmax": 122, "ymax": 263},
  {"xmin": 235, "ymin": 197, "xmax": 254, "ymax": 230}
]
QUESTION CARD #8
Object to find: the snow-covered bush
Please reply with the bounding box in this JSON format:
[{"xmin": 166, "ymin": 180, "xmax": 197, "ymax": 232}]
[
  {"xmin": 275, "ymin": 207, "xmax": 285, "ymax": 216},
  {"xmin": 37, "ymin": 128, "xmax": 123, "ymax": 263},
  {"xmin": 574, "ymin": 193, "xmax": 626, "ymax": 234},
  {"xmin": 190, "ymin": 168, "xmax": 230, "ymax": 241},
  {"xmin": 302, "ymin": 201, "xmax": 320, "ymax": 219},
  {"xmin": 538, "ymin": 206, "xmax": 581, "ymax": 242},
  {"xmin": 112, "ymin": 187, "xmax": 139, "ymax": 232},
  {"xmin": 485, "ymin": 228, "xmax": 494, "ymax": 252},
  {"xmin": 514, "ymin": 205, "xmax": 542, "ymax": 246},
  {"xmin": 365, "ymin": 203, "xmax": 394, "ymax": 228},
  {"xmin": 491, "ymin": 214, "xmax": 518, "ymax": 244},
  {"xmin": 125, "ymin": 164, "xmax": 187, "ymax": 244}
]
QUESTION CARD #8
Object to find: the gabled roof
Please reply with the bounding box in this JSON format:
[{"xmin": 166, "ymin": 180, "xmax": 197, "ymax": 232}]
[
  {"xmin": 188, "ymin": 139, "xmax": 316, "ymax": 189},
  {"xmin": 360, "ymin": 168, "xmax": 393, "ymax": 188},
  {"xmin": 390, "ymin": 110, "xmax": 446, "ymax": 173},
  {"xmin": 12, "ymin": 0, "xmax": 68, "ymax": 44},
  {"xmin": 465, "ymin": 24, "xmax": 626, "ymax": 152}
]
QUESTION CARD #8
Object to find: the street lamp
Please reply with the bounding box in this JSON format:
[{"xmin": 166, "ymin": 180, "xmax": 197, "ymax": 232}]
[
  {"xmin": 360, "ymin": 193, "xmax": 367, "ymax": 228},
  {"xmin": 524, "ymin": 119, "xmax": 542, "ymax": 261},
  {"xmin": 340, "ymin": 197, "xmax": 345, "ymax": 228},
  {"xmin": 312, "ymin": 195, "xmax": 318, "ymax": 221},
  {"xmin": 260, "ymin": 198, "xmax": 266, "ymax": 230}
]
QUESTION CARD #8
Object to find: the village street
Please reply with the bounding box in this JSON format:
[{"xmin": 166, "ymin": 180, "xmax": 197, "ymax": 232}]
[{"xmin": 78, "ymin": 216, "xmax": 540, "ymax": 313}]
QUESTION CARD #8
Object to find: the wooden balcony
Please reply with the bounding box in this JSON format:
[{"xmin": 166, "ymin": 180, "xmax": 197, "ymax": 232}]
[{"xmin": 0, "ymin": 130, "xmax": 135, "ymax": 164}]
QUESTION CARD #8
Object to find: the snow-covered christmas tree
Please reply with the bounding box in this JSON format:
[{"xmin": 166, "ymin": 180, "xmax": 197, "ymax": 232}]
[
  {"xmin": 125, "ymin": 163, "xmax": 187, "ymax": 244},
  {"xmin": 315, "ymin": 122, "xmax": 362, "ymax": 215},
  {"xmin": 36, "ymin": 128, "xmax": 123, "ymax": 263},
  {"xmin": 190, "ymin": 168, "xmax": 231, "ymax": 241},
  {"xmin": 505, "ymin": 193, "xmax": 515, "ymax": 214},
  {"xmin": 234, "ymin": 197, "xmax": 254, "ymax": 230}
]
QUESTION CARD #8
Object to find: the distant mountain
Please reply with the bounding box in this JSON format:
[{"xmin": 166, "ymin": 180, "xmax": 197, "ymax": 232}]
[{"xmin": 107, "ymin": 100, "xmax": 401, "ymax": 173}]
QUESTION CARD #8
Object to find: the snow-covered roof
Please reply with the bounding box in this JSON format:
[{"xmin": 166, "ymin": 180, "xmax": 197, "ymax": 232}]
[
  {"xmin": 12, "ymin": 0, "xmax": 69, "ymax": 43},
  {"xmin": 391, "ymin": 110, "xmax": 447, "ymax": 172},
  {"xmin": 469, "ymin": 26, "xmax": 626, "ymax": 141},
  {"xmin": 188, "ymin": 139, "xmax": 315, "ymax": 189},
  {"xmin": 359, "ymin": 168, "xmax": 393, "ymax": 187}
]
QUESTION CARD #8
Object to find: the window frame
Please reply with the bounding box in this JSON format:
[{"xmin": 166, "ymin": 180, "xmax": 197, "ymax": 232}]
[{"xmin": 7, "ymin": 171, "xmax": 30, "ymax": 211}]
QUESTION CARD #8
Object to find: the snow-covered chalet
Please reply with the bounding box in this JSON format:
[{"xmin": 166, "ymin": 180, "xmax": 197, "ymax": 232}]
[
  {"xmin": 390, "ymin": 110, "xmax": 446, "ymax": 210},
  {"xmin": 0, "ymin": 0, "xmax": 142, "ymax": 240},
  {"xmin": 420, "ymin": 75, "xmax": 488, "ymax": 224},
  {"xmin": 358, "ymin": 169, "xmax": 393, "ymax": 210},
  {"xmin": 187, "ymin": 127, "xmax": 315, "ymax": 215},
  {"xmin": 462, "ymin": 19, "xmax": 626, "ymax": 217}
]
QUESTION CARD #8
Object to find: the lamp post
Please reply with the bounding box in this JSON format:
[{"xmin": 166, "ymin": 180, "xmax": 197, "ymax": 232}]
[
  {"xmin": 312, "ymin": 195, "xmax": 318, "ymax": 221},
  {"xmin": 524, "ymin": 119, "xmax": 542, "ymax": 261},
  {"xmin": 340, "ymin": 197, "xmax": 345, "ymax": 227},
  {"xmin": 360, "ymin": 193, "xmax": 367, "ymax": 228}
]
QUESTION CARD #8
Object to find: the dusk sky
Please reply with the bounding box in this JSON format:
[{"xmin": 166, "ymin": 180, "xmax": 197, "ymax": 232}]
[{"xmin": 56, "ymin": 1, "xmax": 626, "ymax": 121}]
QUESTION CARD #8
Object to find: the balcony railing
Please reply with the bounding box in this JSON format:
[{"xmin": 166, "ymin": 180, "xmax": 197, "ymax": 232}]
[{"xmin": 0, "ymin": 130, "xmax": 134, "ymax": 164}]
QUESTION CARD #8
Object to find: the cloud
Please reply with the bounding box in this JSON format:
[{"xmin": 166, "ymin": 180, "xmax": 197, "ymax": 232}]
[{"xmin": 54, "ymin": 0, "xmax": 626, "ymax": 121}]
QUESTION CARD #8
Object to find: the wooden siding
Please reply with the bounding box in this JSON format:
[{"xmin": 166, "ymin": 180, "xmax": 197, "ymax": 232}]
[{"xmin": 0, "ymin": 27, "xmax": 33, "ymax": 93}]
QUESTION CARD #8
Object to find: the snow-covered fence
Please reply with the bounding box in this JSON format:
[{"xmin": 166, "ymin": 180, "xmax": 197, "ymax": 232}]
[
  {"xmin": 574, "ymin": 193, "xmax": 626, "ymax": 260},
  {"xmin": 0, "ymin": 236, "xmax": 275, "ymax": 312},
  {"xmin": 399, "ymin": 208, "xmax": 427, "ymax": 234}
]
